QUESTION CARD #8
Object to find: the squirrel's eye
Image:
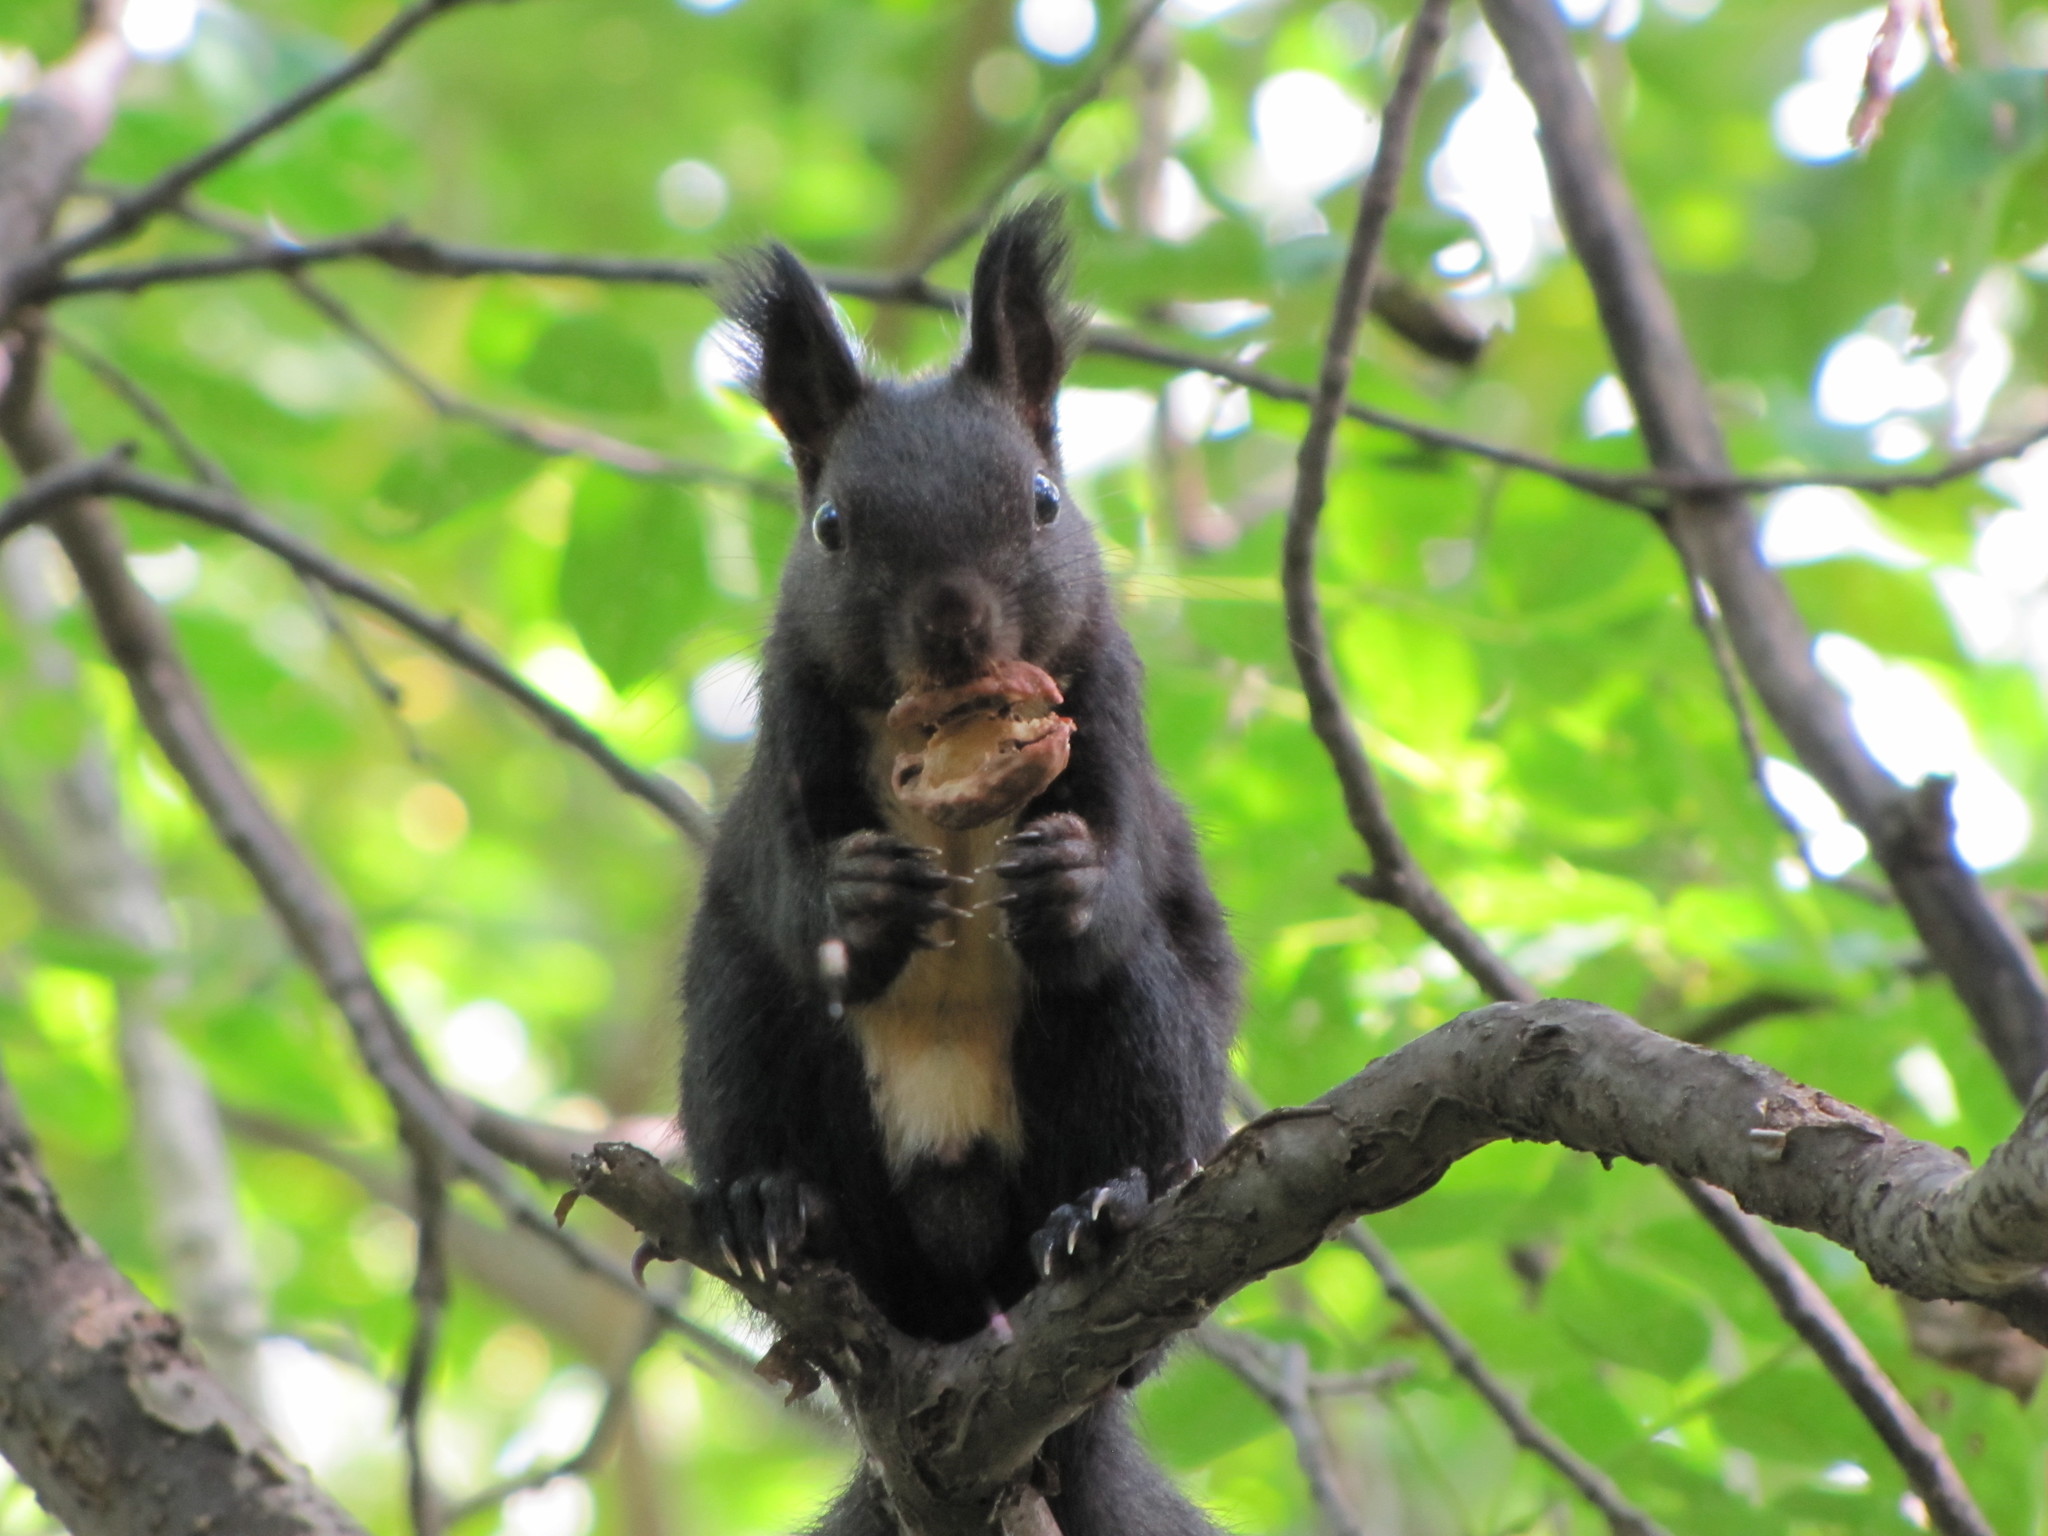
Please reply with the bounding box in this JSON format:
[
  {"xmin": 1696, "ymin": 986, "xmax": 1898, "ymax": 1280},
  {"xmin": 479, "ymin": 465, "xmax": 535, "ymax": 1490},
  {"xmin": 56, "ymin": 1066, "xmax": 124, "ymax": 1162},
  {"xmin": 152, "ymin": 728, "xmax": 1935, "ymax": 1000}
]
[
  {"xmin": 813, "ymin": 501, "xmax": 845, "ymax": 551},
  {"xmin": 1031, "ymin": 473, "xmax": 1061, "ymax": 528}
]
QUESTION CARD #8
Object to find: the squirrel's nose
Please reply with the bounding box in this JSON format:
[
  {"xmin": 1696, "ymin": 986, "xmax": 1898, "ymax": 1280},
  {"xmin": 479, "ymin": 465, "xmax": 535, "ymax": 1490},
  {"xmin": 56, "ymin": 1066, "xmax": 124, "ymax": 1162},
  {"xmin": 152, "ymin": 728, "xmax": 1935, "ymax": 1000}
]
[
  {"xmin": 917, "ymin": 575, "xmax": 995, "ymax": 640},
  {"xmin": 908, "ymin": 573, "xmax": 1006, "ymax": 683}
]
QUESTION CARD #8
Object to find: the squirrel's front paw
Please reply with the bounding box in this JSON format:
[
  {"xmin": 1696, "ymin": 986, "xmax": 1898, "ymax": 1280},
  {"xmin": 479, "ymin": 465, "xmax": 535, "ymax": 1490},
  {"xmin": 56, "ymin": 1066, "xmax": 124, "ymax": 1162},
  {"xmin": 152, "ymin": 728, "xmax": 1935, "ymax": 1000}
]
[
  {"xmin": 1028, "ymin": 1168, "xmax": 1150, "ymax": 1280},
  {"xmin": 992, "ymin": 813, "xmax": 1104, "ymax": 945},
  {"xmin": 693, "ymin": 1173, "xmax": 834, "ymax": 1284},
  {"xmin": 826, "ymin": 831, "xmax": 969, "ymax": 972}
]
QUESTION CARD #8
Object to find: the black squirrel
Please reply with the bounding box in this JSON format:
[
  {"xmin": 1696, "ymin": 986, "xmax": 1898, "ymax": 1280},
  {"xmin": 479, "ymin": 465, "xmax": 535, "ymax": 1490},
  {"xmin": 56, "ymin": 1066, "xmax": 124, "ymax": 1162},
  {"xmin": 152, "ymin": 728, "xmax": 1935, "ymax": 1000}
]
[{"xmin": 679, "ymin": 201, "xmax": 1238, "ymax": 1535}]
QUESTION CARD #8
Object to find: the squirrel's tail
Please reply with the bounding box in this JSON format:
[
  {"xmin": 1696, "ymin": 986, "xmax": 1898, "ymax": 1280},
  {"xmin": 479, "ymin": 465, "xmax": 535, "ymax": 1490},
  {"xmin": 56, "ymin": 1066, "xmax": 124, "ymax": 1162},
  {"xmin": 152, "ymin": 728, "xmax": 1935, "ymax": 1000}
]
[{"xmin": 809, "ymin": 1397, "xmax": 1222, "ymax": 1536}]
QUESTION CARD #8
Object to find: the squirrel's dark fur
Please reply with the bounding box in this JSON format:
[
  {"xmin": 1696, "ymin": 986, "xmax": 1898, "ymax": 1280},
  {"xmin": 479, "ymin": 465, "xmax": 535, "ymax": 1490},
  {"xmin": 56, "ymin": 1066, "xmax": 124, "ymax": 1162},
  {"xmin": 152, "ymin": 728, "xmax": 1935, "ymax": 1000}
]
[{"xmin": 679, "ymin": 202, "xmax": 1238, "ymax": 1535}]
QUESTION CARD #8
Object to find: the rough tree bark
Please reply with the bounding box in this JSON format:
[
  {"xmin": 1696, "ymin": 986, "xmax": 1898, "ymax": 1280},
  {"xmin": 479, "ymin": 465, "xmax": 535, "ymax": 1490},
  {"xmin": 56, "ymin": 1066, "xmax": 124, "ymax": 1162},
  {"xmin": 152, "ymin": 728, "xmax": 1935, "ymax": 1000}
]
[{"xmin": 0, "ymin": 1060, "xmax": 366, "ymax": 1536}]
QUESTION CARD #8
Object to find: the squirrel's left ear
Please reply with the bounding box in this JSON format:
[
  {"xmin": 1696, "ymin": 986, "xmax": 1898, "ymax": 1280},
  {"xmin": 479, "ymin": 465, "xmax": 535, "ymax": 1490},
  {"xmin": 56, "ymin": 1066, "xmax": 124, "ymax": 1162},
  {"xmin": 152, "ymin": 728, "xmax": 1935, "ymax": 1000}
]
[{"xmin": 962, "ymin": 198, "xmax": 1083, "ymax": 460}]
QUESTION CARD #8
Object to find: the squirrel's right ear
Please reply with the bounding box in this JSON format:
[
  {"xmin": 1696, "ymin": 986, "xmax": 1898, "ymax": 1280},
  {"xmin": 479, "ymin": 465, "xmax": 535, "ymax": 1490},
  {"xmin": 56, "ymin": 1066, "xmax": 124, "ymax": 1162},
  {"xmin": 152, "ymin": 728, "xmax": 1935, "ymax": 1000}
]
[{"xmin": 723, "ymin": 246, "xmax": 866, "ymax": 485}]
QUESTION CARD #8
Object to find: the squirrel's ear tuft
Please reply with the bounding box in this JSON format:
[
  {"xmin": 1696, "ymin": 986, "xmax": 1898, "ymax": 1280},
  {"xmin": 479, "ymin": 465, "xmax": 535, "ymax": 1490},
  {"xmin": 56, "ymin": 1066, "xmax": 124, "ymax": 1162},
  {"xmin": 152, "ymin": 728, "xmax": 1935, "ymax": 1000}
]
[
  {"xmin": 723, "ymin": 245, "xmax": 866, "ymax": 486},
  {"xmin": 961, "ymin": 198, "xmax": 1083, "ymax": 459}
]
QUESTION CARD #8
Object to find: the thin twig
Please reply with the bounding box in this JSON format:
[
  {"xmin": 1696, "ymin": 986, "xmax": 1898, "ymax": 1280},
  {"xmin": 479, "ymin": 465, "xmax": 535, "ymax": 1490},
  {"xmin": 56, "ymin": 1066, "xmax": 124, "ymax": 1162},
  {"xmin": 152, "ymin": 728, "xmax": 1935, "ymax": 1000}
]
[
  {"xmin": 15, "ymin": 0, "xmax": 486, "ymax": 295},
  {"xmin": 299, "ymin": 571, "xmax": 429, "ymax": 761},
  {"xmin": 1678, "ymin": 987, "xmax": 1831, "ymax": 1045},
  {"xmin": 906, "ymin": 0, "xmax": 1172, "ymax": 275},
  {"xmin": 282, "ymin": 269, "xmax": 780, "ymax": 492},
  {"xmin": 1677, "ymin": 560, "xmax": 1892, "ymax": 904},
  {"xmin": 154, "ymin": 198, "xmax": 779, "ymax": 492},
  {"xmin": 1348, "ymin": 1227, "xmax": 1668, "ymax": 1534},
  {"xmin": 1679, "ymin": 1182, "xmax": 1993, "ymax": 1536},
  {"xmin": 399, "ymin": 1152, "xmax": 450, "ymax": 1536},
  {"xmin": 1340, "ymin": 1225, "xmax": 1667, "ymax": 1536},
  {"xmin": 47, "ymin": 325, "xmax": 233, "ymax": 488},
  {"xmin": 1279, "ymin": 0, "xmax": 1528, "ymax": 1002},
  {"xmin": 1195, "ymin": 1323, "xmax": 1371, "ymax": 1536},
  {"xmin": 0, "ymin": 459, "xmax": 716, "ymax": 847},
  {"xmin": 47, "ymin": 323, "xmax": 428, "ymax": 755}
]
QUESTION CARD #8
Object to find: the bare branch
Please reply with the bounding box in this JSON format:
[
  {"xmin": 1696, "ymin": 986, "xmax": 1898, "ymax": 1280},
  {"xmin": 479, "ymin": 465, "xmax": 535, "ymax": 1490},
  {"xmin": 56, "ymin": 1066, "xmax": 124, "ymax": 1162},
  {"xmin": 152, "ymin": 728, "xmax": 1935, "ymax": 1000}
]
[
  {"xmin": 0, "ymin": 457, "xmax": 717, "ymax": 847},
  {"xmin": 400, "ymin": 1153, "xmax": 452, "ymax": 1536},
  {"xmin": 12, "ymin": 0, "xmax": 487, "ymax": 303},
  {"xmin": 1678, "ymin": 987, "xmax": 1832, "ymax": 1045},
  {"xmin": 47, "ymin": 321, "xmax": 431, "ymax": 755},
  {"xmin": 906, "ymin": 0, "xmax": 1172, "ymax": 275},
  {"xmin": 1339, "ymin": 1225, "xmax": 1668, "ymax": 1536},
  {"xmin": 1679, "ymin": 1181, "xmax": 1993, "ymax": 1536},
  {"xmin": 0, "ymin": 1053, "xmax": 368, "ymax": 1535},
  {"xmin": 1676, "ymin": 559, "xmax": 1892, "ymax": 904},
  {"xmin": 281, "ymin": 268, "xmax": 781, "ymax": 491},
  {"xmin": 1850, "ymin": 0, "xmax": 1958, "ymax": 151},
  {"xmin": 48, "ymin": 324, "xmax": 233, "ymax": 487},
  {"xmin": 1280, "ymin": 0, "xmax": 1530, "ymax": 1003}
]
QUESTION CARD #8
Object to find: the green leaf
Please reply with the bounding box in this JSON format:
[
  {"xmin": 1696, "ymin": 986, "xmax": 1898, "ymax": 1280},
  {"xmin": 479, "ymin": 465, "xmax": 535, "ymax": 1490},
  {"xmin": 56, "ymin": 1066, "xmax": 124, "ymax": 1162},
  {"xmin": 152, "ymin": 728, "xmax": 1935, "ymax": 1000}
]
[
  {"xmin": 558, "ymin": 470, "xmax": 711, "ymax": 690},
  {"xmin": 518, "ymin": 314, "xmax": 667, "ymax": 415},
  {"xmin": 1547, "ymin": 1247, "xmax": 1712, "ymax": 1381}
]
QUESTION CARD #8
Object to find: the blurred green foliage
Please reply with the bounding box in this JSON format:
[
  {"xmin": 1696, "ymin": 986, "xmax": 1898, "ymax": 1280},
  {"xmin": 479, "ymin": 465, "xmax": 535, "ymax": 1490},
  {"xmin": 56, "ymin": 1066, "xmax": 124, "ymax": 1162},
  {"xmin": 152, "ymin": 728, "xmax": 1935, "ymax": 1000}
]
[{"xmin": 3, "ymin": 0, "xmax": 2048, "ymax": 1532}]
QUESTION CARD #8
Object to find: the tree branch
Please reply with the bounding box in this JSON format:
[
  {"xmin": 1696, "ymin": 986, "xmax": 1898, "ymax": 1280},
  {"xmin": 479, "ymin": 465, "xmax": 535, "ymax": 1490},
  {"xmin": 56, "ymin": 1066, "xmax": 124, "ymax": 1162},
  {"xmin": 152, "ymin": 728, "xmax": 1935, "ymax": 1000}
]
[
  {"xmin": 0, "ymin": 354, "xmax": 729, "ymax": 1406},
  {"xmin": 905, "ymin": 0, "xmax": 1171, "ymax": 275},
  {"xmin": 1339, "ymin": 1224, "xmax": 1668, "ymax": 1536},
  {"xmin": 1480, "ymin": 0, "xmax": 2048, "ymax": 1102},
  {"xmin": 0, "ymin": 1052, "xmax": 368, "ymax": 1535},
  {"xmin": 35, "ymin": 226, "xmax": 2048, "ymax": 507},
  {"xmin": 1281, "ymin": 0, "xmax": 1530, "ymax": 1005},
  {"xmin": 0, "ymin": 456, "xmax": 716, "ymax": 847},
  {"xmin": 1678, "ymin": 1181, "xmax": 1993, "ymax": 1536},
  {"xmin": 1193, "ymin": 1323, "xmax": 1371, "ymax": 1536},
  {"xmin": 572, "ymin": 996, "xmax": 2048, "ymax": 1533},
  {"xmin": 281, "ymin": 269, "xmax": 783, "ymax": 492},
  {"xmin": 1269, "ymin": 10, "xmax": 1995, "ymax": 1532},
  {"xmin": 8, "ymin": 0, "xmax": 489, "ymax": 309}
]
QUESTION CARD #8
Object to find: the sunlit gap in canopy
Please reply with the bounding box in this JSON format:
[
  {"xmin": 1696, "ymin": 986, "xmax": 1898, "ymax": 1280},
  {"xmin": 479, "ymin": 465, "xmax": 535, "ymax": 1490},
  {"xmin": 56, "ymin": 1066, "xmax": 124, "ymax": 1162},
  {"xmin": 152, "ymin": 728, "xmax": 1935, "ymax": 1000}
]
[
  {"xmin": 1236, "ymin": 69, "xmax": 1377, "ymax": 241},
  {"xmin": 1773, "ymin": 7, "xmax": 1927, "ymax": 163},
  {"xmin": 1424, "ymin": 22, "xmax": 1560, "ymax": 310},
  {"xmin": 1810, "ymin": 276, "xmax": 2020, "ymax": 466},
  {"xmin": 1018, "ymin": 0, "xmax": 1097, "ymax": 63},
  {"xmin": 1760, "ymin": 485, "xmax": 2034, "ymax": 874},
  {"xmin": 121, "ymin": 0, "xmax": 198, "ymax": 59}
]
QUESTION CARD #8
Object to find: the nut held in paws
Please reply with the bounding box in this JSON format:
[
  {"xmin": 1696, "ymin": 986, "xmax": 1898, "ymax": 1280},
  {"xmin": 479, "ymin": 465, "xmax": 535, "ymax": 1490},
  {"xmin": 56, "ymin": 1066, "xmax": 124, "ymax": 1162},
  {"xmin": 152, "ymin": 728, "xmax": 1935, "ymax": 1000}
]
[{"xmin": 886, "ymin": 660, "xmax": 1075, "ymax": 831}]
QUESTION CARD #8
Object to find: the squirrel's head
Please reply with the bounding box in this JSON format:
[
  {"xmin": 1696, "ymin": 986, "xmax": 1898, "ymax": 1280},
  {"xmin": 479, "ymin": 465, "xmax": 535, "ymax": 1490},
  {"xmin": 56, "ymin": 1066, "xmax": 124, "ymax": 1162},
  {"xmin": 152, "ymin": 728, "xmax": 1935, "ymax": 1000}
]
[{"xmin": 725, "ymin": 199, "xmax": 1106, "ymax": 708}]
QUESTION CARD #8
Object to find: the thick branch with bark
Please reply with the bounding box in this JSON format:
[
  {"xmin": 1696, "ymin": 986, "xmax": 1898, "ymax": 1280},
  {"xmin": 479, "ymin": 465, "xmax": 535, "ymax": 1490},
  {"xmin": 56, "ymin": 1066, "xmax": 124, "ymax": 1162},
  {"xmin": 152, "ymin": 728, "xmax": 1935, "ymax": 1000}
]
[
  {"xmin": 572, "ymin": 997, "xmax": 2048, "ymax": 1533},
  {"xmin": 0, "ymin": 1058, "xmax": 366, "ymax": 1536}
]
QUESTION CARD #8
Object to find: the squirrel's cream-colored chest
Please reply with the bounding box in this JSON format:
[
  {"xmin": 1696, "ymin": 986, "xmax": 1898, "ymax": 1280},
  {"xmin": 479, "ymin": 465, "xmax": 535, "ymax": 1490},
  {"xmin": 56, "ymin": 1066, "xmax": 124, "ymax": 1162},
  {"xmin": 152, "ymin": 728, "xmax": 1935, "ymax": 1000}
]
[{"xmin": 846, "ymin": 724, "xmax": 1024, "ymax": 1173}]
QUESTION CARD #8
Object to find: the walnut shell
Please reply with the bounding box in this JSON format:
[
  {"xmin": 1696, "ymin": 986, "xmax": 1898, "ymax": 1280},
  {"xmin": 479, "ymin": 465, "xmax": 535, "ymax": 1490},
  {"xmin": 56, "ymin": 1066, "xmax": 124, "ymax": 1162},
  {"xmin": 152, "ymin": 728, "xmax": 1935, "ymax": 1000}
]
[{"xmin": 888, "ymin": 662, "xmax": 1074, "ymax": 831}]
